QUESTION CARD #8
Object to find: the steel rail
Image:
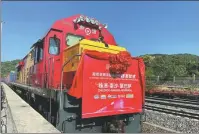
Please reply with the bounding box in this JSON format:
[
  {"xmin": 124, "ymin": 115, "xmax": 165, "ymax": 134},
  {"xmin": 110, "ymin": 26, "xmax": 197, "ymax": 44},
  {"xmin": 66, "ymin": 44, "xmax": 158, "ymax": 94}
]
[
  {"xmin": 145, "ymin": 105, "xmax": 199, "ymax": 120},
  {"xmin": 146, "ymin": 96, "xmax": 199, "ymax": 105},
  {"xmin": 145, "ymin": 98, "xmax": 199, "ymax": 110}
]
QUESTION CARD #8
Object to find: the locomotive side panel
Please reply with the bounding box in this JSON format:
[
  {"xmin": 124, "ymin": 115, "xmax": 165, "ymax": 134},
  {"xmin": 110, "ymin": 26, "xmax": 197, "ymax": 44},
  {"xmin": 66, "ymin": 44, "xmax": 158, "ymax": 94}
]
[
  {"xmin": 31, "ymin": 40, "xmax": 45, "ymax": 88},
  {"xmin": 25, "ymin": 50, "xmax": 35, "ymax": 85},
  {"xmin": 23, "ymin": 57, "xmax": 27, "ymax": 84},
  {"xmin": 42, "ymin": 30, "xmax": 63, "ymax": 89},
  {"xmin": 18, "ymin": 66, "xmax": 24, "ymax": 84}
]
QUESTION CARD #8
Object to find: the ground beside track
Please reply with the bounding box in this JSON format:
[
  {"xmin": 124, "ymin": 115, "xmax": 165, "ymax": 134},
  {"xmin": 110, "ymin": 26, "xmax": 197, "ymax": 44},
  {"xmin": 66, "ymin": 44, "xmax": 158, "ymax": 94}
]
[
  {"xmin": 1, "ymin": 83, "xmax": 60, "ymax": 133},
  {"xmin": 142, "ymin": 122, "xmax": 181, "ymax": 133},
  {"xmin": 145, "ymin": 95, "xmax": 199, "ymax": 133},
  {"xmin": 145, "ymin": 109, "xmax": 199, "ymax": 133}
]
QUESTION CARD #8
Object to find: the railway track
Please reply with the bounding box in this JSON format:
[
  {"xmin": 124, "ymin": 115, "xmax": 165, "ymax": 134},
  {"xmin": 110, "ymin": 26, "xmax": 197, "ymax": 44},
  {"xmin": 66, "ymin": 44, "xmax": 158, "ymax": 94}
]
[
  {"xmin": 145, "ymin": 96, "xmax": 199, "ymax": 120},
  {"xmin": 145, "ymin": 105, "xmax": 199, "ymax": 120},
  {"xmin": 146, "ymin": 96, "xmax": 199, "ymax": 105},
  {"xmin": 145, "ymin": 98, "xmax": 199, "ymax": 110}
]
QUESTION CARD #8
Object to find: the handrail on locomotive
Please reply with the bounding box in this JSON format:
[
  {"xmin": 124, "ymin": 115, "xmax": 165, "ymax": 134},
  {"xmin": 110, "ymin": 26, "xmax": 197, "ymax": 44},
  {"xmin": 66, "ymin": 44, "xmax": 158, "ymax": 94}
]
[{"xmin": 60, "ymin": 54, "xmax": 81, "ymax": 109}]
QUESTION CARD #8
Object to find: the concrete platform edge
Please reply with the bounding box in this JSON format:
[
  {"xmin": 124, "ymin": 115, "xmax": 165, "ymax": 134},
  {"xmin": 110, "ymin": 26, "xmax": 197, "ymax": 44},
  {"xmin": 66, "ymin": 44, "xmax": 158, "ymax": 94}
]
[
  {"xmin": 6, "ymin": 98, "xmax": 18, "ymax": 133},
  {"xmin": 2, "ymin": 83, "xmax": 61, "ymax": 133}
]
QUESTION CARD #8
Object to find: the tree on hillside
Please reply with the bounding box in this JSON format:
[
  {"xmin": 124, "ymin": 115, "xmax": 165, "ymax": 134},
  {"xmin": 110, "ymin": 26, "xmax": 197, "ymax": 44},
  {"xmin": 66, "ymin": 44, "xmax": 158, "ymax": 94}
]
[
  {"xmin": 1, "ymin": 59, "xmax": 20, "ymax": 77},
  {"xmin": 140, "ymin": 54, "xmax": 199, "ymax": 79}
]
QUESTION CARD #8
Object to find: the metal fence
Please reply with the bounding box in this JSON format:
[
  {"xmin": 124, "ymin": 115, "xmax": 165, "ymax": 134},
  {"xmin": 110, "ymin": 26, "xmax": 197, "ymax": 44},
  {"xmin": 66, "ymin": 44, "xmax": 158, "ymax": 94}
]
[{"xmin": 146, "ymin": 75, "xmax": 199, "ymax": 87}]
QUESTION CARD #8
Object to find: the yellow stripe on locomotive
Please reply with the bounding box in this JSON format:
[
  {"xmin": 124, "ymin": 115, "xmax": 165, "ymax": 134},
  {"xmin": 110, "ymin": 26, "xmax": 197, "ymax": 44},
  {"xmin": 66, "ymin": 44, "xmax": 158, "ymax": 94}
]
[{"xmin": 63, "ymin": 39, "xmax": 126, "ymax": 72}]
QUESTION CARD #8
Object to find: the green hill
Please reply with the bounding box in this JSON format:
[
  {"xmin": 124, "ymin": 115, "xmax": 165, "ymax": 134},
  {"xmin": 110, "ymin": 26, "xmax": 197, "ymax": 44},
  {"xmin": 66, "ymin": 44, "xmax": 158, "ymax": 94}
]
[
  {"xmin": 1, "ymin": 59, "xmax": 20, "ymax": 77},
  {"xmin": 1, "ymin": 53, "xmax": 199, "ymax": 79},
  {"xmin": 140, "ymin": 53, "xmax": 199, "ymax": 79}
]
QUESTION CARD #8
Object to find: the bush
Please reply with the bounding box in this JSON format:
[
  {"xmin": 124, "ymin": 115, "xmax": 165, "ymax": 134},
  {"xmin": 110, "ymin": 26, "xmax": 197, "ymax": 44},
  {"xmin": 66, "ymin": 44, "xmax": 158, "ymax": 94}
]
[{"xmin": 146, "ymin": 80, "xmax": 156, "ymax": 91}]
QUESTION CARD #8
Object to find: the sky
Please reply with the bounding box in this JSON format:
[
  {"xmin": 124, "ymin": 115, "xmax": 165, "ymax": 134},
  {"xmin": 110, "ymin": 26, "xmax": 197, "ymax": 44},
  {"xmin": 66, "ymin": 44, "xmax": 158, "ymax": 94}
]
[{"xmin": 1, "ymin": 1, "xmax": 199, "ymax": 61}]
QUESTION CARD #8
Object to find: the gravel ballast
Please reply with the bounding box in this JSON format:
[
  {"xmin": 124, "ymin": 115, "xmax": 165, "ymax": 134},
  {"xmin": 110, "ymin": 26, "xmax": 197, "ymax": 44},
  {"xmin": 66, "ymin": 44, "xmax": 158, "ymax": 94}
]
[
  {"xmin": 145, "ymin": 109, "xmax": 199, "ymax": 133},
  {"xmin": 142, "ymin": 122, "xmax": 180, "ymax": 133}
]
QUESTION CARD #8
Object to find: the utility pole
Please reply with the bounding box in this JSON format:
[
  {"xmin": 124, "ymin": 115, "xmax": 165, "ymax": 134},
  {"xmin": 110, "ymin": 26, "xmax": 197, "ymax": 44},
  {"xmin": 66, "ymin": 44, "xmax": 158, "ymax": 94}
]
[
  {"xmin": 0, "ymin": 19, "xmax": 6, "ymax": 133},
  {"xmin": 0, "ymin": 0, "xmax": 2, "ymax": 132},
  {"xmin": 0, "ymin": 10, "xmax": 5, "ymax": 132},
  {"xmin": 0, "ymin": 21, "xmax": 4, "ymax": 81},
  {"xmin": 0, "ymin": 21, "xmax": 2, "ymax": 133}
]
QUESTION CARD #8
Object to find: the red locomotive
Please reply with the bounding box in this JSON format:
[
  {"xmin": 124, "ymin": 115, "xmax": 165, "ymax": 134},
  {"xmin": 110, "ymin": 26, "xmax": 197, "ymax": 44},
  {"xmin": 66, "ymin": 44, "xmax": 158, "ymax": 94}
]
[{"xmin": 9, "ymin": 14, "xmax": 146, "ymax": 133}]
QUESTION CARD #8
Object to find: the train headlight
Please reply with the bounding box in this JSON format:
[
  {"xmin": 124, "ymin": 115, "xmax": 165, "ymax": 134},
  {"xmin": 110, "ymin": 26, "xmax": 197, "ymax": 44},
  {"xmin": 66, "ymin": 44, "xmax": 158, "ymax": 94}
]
[
  {"xmin": 104, "ymin": 24, "xmax": 108, "ymax": 29},
  {"xmin": 95, "ymin": 20, "xmax": 99, "ymax": 26},
  {"xmin": 79, "ymin": 15, "xmax": 84, "ymax": 19},
  {"xmin": 80, "ymin": 15, "xmax": 85, "ymax": 21},
  {"xmin": 74, "ymin": 15, "xmax": 102, "ymax": 28},
  {"xmin": 86, "ymin": 17, "xmax": 90, "ymax": 23},
  {"xmin": 81, "ymin": 17, "xmax": 85, "ymax": 21},
  {"xmin": 91, "ymin": 18, "xmax": 95, "ymax": 24},
  {"xmin": 76, "ymin": 18, "xmax": 81, "ymax": 23}
]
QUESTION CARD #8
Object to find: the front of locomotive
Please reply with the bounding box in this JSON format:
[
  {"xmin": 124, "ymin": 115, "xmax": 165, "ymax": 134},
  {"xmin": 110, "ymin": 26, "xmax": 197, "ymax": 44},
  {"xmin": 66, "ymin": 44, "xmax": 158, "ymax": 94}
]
[{"xmin": 56, "ymin": 15, "xmax": 145, "ymax": 133}]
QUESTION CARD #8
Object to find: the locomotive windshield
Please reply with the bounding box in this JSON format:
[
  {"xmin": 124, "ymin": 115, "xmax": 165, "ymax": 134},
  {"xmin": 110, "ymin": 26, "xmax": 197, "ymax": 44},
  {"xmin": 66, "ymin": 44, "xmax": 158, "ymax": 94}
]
[{"xmin": 66, "ymin": 34, "xmax": 83, "ymax": 47}]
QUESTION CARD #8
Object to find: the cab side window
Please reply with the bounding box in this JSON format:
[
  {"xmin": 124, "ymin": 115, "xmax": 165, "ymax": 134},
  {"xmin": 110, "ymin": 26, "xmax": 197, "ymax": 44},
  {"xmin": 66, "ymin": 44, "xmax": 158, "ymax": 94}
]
[
  {"xmin": 31, "ymin": 49, "xmax": 34, "ymax": 60},
  {"xmin": 49, "ymin": 37, "xmax": 60, "ymax": 55},
  {"xmin": 40, "ymin": 47, "xmax": 43, "ymax": 60},
  {"xmin": 34, "ymin": 45, "xmax": 43, "ymax": 64},
  {"xmin": 34, "ymin": 47, "xmax": 38, "ymax": 63}
]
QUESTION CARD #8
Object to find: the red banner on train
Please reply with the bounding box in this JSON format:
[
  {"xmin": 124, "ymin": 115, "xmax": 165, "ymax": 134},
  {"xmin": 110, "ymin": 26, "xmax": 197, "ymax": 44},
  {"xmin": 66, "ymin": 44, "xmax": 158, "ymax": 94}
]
[{"xmin": 82, "ymin": 55, "xmax": 143, "ymax": 118}]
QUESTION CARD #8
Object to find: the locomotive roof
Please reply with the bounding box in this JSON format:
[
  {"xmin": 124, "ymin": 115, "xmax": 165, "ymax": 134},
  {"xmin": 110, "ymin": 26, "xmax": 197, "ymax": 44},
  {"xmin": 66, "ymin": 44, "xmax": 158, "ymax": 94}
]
[
  {"xmin": 30, "ymin": 38, "xmax": 44, "ymax": 49},
  {"xmin": 30, "ymin": 14, "xmax": 116, "ymax": 49}
]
